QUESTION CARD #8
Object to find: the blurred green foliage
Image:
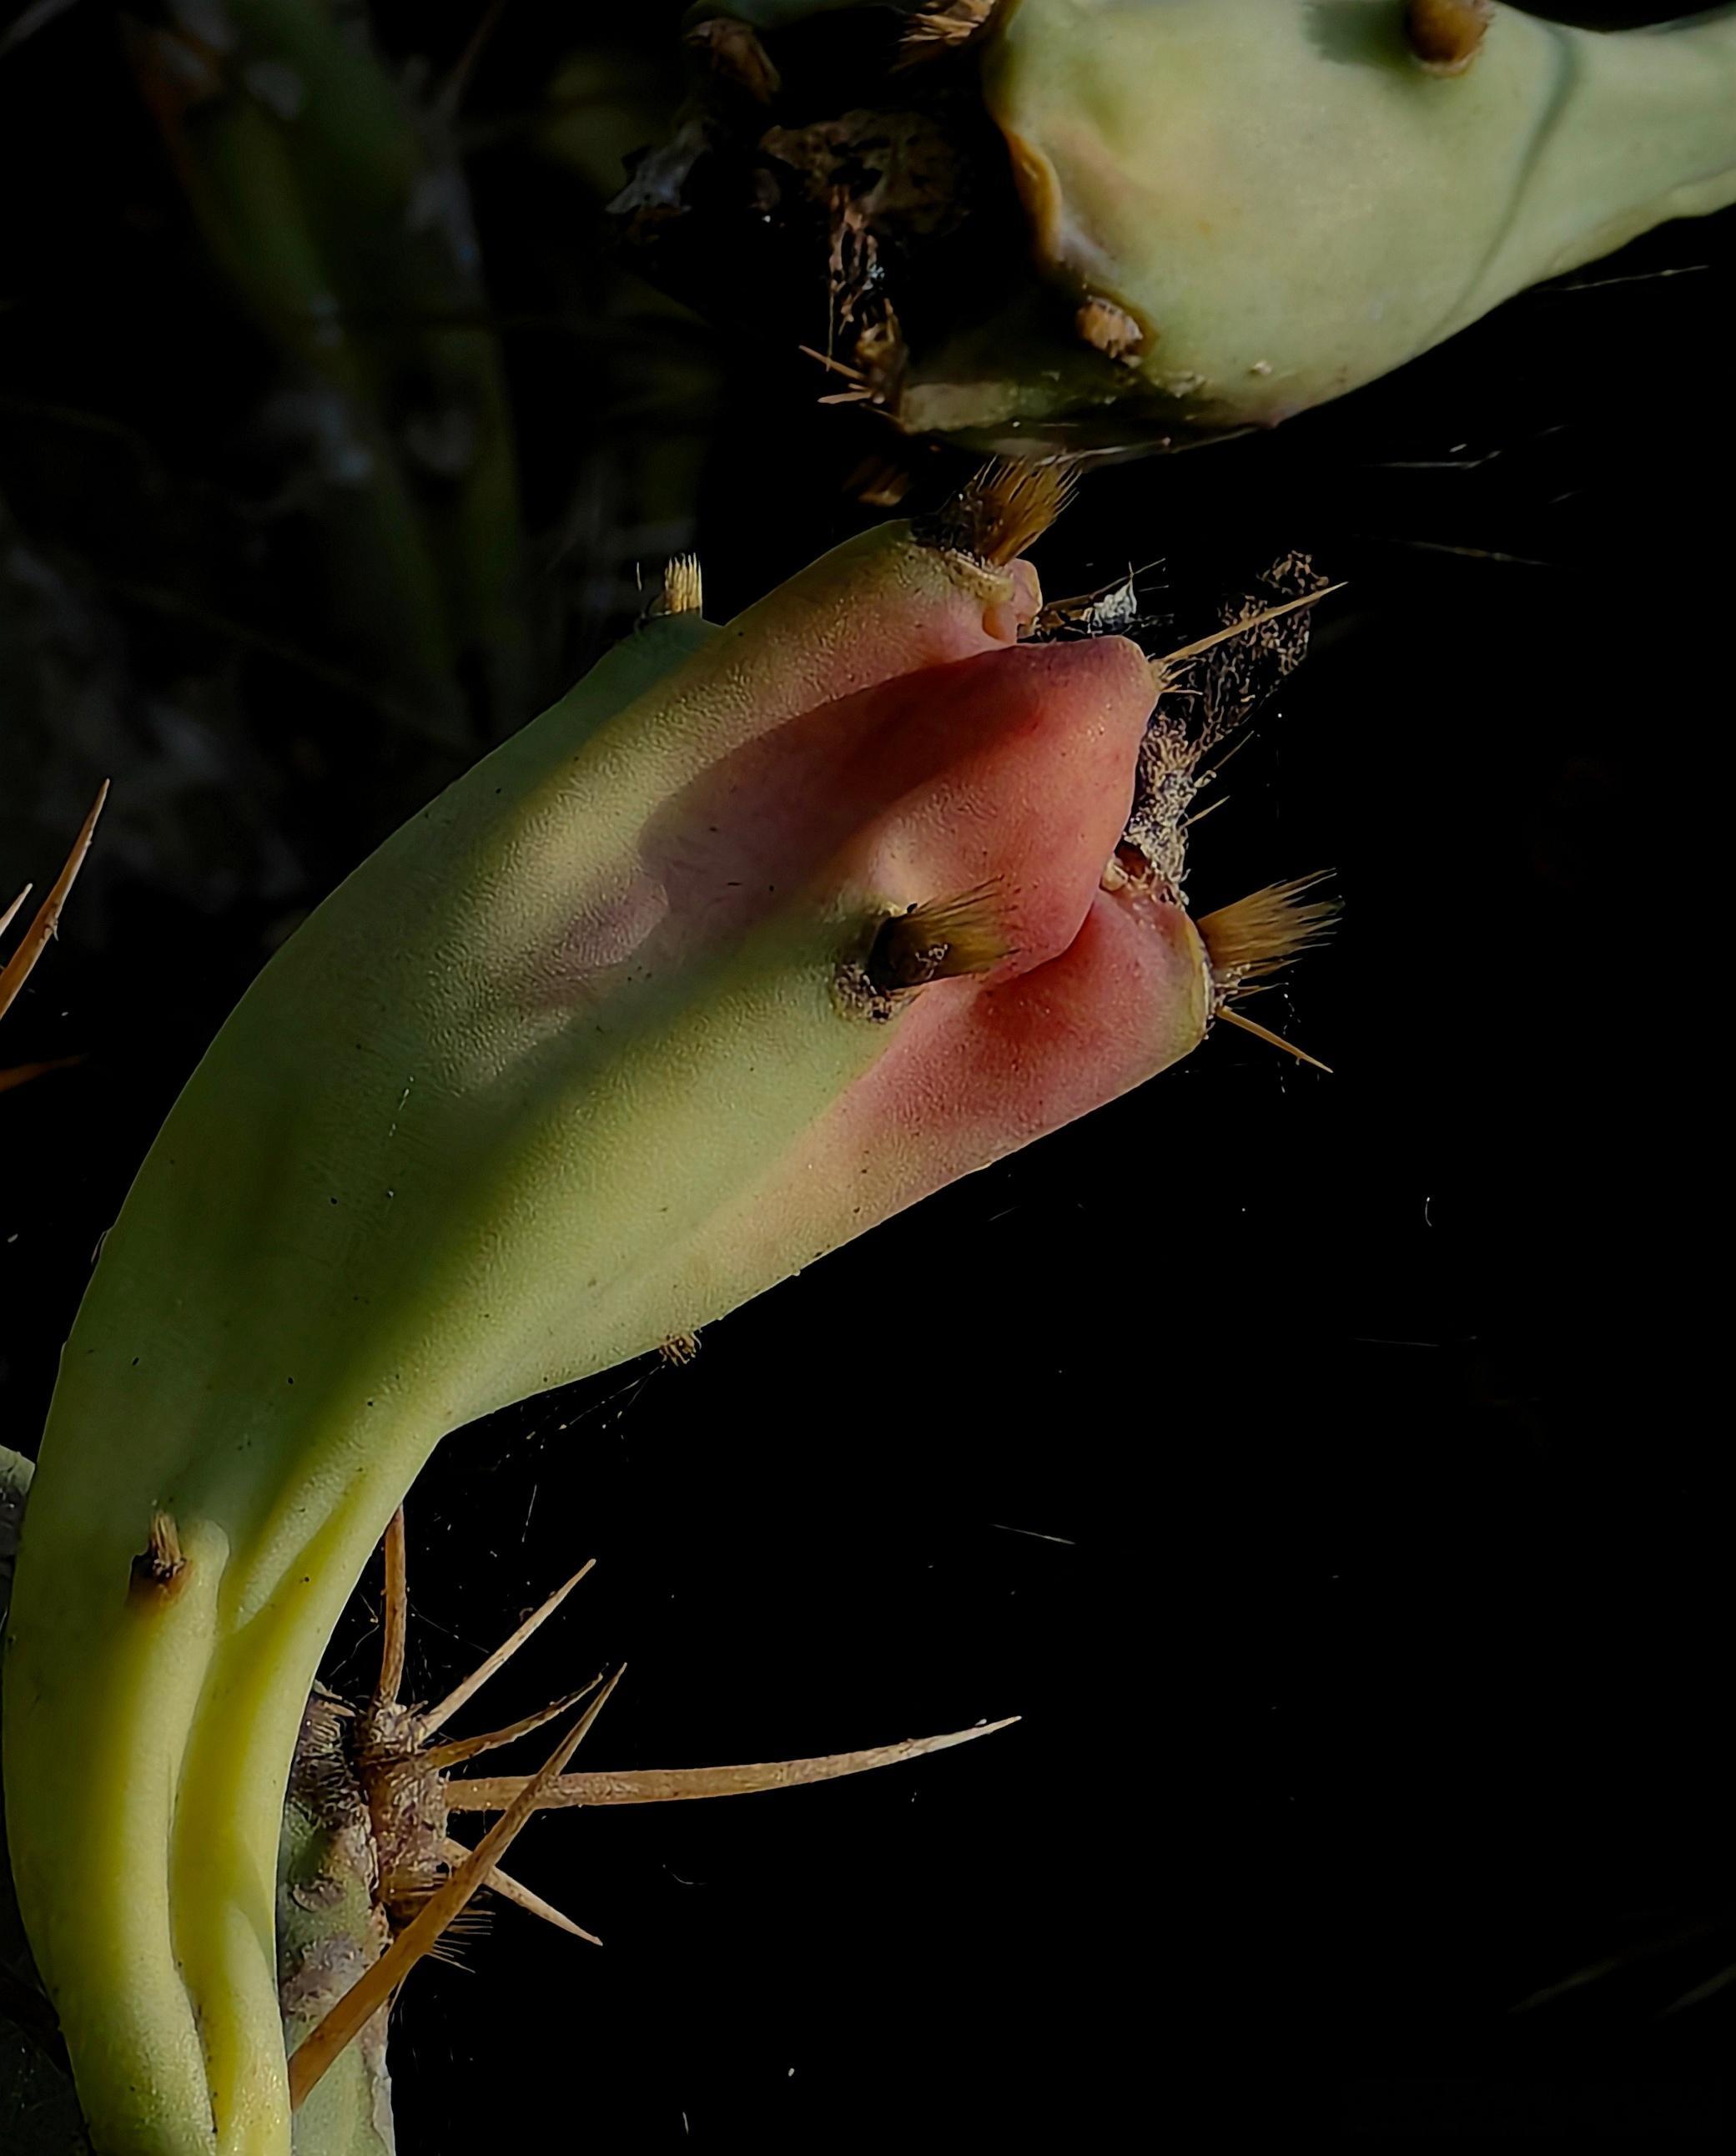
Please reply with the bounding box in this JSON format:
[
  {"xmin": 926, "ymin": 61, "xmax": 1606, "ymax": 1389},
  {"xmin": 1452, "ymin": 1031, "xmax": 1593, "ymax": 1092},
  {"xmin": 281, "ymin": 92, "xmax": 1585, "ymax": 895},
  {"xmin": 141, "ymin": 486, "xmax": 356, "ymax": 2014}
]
[{"xmin": 0, "ymin": 0, "xmax": 719, "ymax": 929}]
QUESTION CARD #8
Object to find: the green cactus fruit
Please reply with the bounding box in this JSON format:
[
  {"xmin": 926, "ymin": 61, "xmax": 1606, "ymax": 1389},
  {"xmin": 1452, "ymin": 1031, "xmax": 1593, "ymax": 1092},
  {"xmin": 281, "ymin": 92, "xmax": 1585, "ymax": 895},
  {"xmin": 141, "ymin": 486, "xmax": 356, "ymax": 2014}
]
[
  {"xmin": 617, "ymin": 0, "xmax": 1736, "ymax": 451},
  {"xmin": 3, "ymin": 468, "xmax": 1331, "ymax": 2156},
  {"xmin": 126, "ymin": 0, "xmax": 525, "ymax": 736}
]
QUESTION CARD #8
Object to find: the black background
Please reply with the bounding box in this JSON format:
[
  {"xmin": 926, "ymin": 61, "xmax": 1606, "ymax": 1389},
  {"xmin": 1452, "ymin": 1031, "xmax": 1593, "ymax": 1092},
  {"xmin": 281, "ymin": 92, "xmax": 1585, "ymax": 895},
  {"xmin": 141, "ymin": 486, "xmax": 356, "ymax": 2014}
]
[{"xmin": 2, "ymin": 1, "xmax": 1730, "ymax": 2143}]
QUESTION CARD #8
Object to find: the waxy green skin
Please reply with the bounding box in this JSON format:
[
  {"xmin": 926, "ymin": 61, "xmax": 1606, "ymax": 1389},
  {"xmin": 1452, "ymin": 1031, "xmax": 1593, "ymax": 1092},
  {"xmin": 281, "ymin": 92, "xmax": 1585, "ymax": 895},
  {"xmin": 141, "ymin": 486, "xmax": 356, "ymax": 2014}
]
[
  {"xmin": 706, "ymin": 1, "xmax": 1736, "ymax": 445},
  {"xmin": 934, "ymin": 0, "xmax": 1736, "ymax": 439},
  {"xmin": 3, "ymin": 516, "xmax": 1205, "ymax": 2156}
]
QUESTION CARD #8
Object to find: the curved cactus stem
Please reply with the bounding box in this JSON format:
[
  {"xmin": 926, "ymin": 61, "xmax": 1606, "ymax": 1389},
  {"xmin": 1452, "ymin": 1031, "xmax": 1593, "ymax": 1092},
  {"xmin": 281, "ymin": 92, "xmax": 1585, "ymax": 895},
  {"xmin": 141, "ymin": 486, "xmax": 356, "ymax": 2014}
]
[{"xmin": 1, "ymin": 1450, "xmax": 88, "ymax": 2144}]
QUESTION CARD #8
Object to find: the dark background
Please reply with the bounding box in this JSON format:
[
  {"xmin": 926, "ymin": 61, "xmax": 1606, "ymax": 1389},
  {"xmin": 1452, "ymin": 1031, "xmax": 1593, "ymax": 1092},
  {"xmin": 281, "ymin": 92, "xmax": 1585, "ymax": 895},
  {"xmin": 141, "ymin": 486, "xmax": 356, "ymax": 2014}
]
[{"xmin": 2, "ymin": 0, "xmax": 1730, "ymax": 2143}]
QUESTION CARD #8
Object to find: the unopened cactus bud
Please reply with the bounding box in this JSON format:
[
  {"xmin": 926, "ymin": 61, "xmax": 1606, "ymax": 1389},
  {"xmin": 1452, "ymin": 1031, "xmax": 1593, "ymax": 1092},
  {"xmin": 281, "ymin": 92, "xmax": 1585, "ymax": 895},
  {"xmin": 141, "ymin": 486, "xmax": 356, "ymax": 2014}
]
[
  {"xmin": 619, "ymin": 0, "xmax": 1736, "ymax": 450},
  {"xmin": 3, "ymin": 470, "xmax": 1329, "ymax": 2155}
]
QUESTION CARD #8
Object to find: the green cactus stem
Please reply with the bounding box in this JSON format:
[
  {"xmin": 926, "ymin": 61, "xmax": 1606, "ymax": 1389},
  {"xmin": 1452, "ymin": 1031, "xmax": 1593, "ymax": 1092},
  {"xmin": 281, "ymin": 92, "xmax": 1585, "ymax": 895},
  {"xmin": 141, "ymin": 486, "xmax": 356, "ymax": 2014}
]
[
  {"xmin": 3, "ymin": 1448, "xmax": 88, "ymax": 2153},
  {"xmin": 3, "ymin": 466, "xmax": 1333, "ymax": 2156},
  {"xmin": 272, "ymin": 1698, "xmax": 395, "ymax": 2156},
  {"xmin": 126, "ymin": 0, "xmax": 526, "ymax": 736},
  {"xmin": 619, "ymin": 0, "xmax": 1736, "ymax": 451}
]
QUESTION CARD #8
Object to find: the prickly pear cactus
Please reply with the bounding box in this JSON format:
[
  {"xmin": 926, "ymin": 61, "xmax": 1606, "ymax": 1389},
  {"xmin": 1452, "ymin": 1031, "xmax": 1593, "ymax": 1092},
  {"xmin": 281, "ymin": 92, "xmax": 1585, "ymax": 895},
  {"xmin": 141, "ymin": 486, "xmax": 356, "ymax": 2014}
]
[
  {"xmin": 3, "ymin": 812, "xmax": 106, "ymax": 2144},
  {"xmin": 4, "ymin": 469, "xmax": 1334, "ymax": 2155},
  {"xmin": 3, "ymin": 1448, "xmax": 92, "ymax": 2154},
  {"xmin": 272, "ymin": 1700, "xmax": 395, "ymax": 2156},
  {"xmin": 616, "ymin": 0, "xmax": 1736, "ymax": 450}
]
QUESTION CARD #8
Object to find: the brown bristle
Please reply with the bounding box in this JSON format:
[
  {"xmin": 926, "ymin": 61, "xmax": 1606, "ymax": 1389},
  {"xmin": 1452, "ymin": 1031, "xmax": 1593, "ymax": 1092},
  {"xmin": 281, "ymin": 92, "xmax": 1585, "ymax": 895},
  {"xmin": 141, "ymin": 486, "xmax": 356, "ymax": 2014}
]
[
  {"xmin": 407, "ymin": 1896, "xmax": 493, "ymax": 1942},
  {"xmin": 1405, "ymin": 0, "xmax": 1492, "ymax": 74},
  {"xmin": 1196, "ymin": 874, "xmax": 1338, "ymax": 1002},
  {"xmin": 915, "ymin": 459, "xmax": 1078, "ymax": 567},
  {"xmin": 864, "ymin": 884, "xmax": 1014, "ymax": 995},
  {"xmin": 407, "ymin": 1894, "xmax": 493, "ymax": 1968},
  {"xmin": 648, "ymin": 553, "xmax": 703, "ymax": 619},
  {"xmin": 128, "ymin": 1509, "xmax": 187, "ymax": 1604}
]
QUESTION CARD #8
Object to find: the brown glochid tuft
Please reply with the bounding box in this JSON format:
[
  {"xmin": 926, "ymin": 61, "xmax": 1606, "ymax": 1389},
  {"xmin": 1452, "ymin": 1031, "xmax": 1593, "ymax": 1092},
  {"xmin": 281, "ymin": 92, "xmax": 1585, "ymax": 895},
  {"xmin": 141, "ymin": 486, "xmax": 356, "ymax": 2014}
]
[
  {"xmin": 915, "ymin": 459, "xmax": 1078, "ymax": 568},
  {"xmin": 129, "ymin": 1509, "xmax": 188, "ymax": 1604},
  {"xmin": 864, "ymin": 885, "xmax": 1014, "ymax": 996},
  {"xmin": 1196, "ymin": 874, "xmax": 1338, "ymax": 1004},
  {"xmin": 648, "ymin": 553, "xmax": 704, "ymax": 619}
]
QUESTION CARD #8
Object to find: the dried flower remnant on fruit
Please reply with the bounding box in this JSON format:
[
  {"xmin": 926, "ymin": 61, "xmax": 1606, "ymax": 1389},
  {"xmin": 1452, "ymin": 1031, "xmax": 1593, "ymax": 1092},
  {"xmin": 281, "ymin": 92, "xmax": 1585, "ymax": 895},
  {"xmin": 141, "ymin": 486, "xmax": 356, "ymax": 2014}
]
[
  {"xmin": 1032, "ymin": 571, "xmax": 1144, "ymax": 642},
  {"xmin": 1123, "ymin": 555, "xmax": 1334, "ymax": 901},
  {"xmin": 761, "ymin": 104, "xmax": 971, "ymax": 397},
  {"xmin": 1406, "ymin": 0, "xmax": 1494, "ymax": 76}
]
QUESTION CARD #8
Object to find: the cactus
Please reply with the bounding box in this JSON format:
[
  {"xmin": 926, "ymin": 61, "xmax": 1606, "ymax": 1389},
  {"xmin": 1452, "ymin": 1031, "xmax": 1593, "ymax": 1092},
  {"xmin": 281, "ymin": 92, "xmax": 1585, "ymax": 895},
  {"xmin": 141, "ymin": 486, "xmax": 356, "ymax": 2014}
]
[
  {"xmin": 615, "ymin": 0, "xmax": 1736, "ymax": 450},
  {"xmin": 3, "ymin": 467, "xmax": 1333, "ymax": 2154},
  {"xmin": 125, "ymin": 0, "xmax": 526, "ymax": 738},
  {"xmin": 3, "ymin": 1445, "xmax": 93, "ymax": 2154},
  {"xmin": 3, "ymin": 799, "xmax": 107, "ymax": 2150}
]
